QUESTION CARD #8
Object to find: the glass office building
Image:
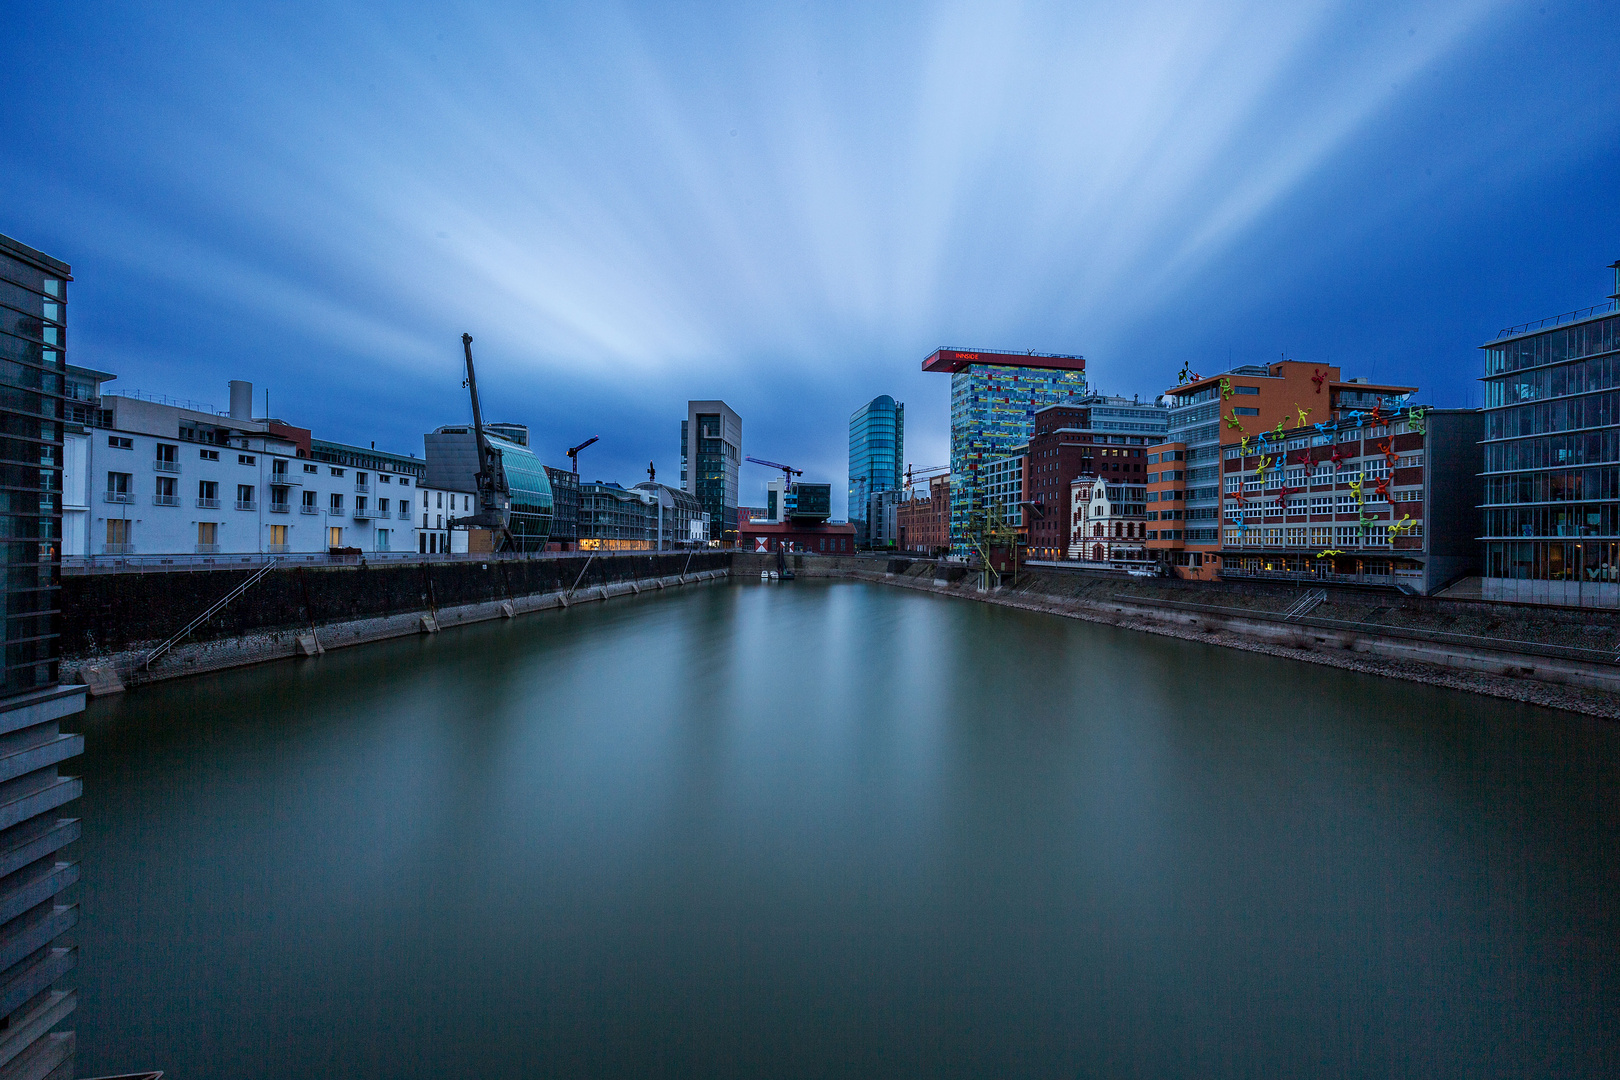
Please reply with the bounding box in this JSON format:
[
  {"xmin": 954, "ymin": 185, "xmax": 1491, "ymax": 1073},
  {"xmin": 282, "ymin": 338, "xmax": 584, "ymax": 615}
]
[
  {"xmin": 923, "ymin": 348, "xmax": 1087, "ymax": 554},
  {"xmin": 681, "ymin": 400, "xmax": 741, "ymax": 544},
  {"xmin": 848, "ymin": 395, "xmax": 903, "ymax": 547},
  {"xmin": 1480, "ymin": 262, "xmax": 1620, "ymax": 605},
  {"xmin": 492, "ymin": 434, "xmax": 554, "ymax": 551},
  {"xmin": 0, "ymin": 234, "xmax": 68, "ymax": 694}
]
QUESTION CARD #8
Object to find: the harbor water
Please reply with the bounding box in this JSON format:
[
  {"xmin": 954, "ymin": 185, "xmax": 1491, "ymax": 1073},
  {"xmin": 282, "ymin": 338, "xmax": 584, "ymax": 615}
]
[{"xmin": 68, "ymin": 581, "xmax": 1620, "ymax": 1078}]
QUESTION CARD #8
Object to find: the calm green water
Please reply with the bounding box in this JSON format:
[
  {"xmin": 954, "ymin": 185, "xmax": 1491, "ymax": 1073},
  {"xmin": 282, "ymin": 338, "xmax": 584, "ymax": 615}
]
[{"xmin": 67, "ymin": 581, "xmax": 1620, "ymax": 1078}]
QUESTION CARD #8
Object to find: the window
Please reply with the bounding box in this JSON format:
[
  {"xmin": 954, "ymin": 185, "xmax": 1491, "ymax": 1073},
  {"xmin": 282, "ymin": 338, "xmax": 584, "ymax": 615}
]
[
  {"xmin": 301, "ymin": 490, "xmax": 317, "ymax": 511},
  {"xmin": 328, "ymin": 526, "xmax": 343, "ymax": 548},
  {"xmin": 155, "ymin": 476, "xmax": 178, "ymax": 505},
  {"xmin": 1234, "ymin": 386, "xmax": 1259, "ymax": 395},
  {"xmin": 356, "ymin": 472, "xmax": 369, "ymax": 490},
  {"xmin": 237, "ymin": 484, "xmax": 256, "ymax": 510},
  {"xmin": 1147, "ymin": 454, "xmax": 1160, "ymax": 464},
  {"xmin": 197, "ymin": 522, "xmax": 218, "ymax": 551},
  {"xmin": 200, "ymin": 448, "xmax": 219, "ymax": 461},
  {"xmin": 1232, "ymin": 407, "xmax": 1259, "ymax": 416},
  {"xmin": 375, "ymin": 528, "xmax": 390, "ymax": 551},
  {"xmin": 329, "ymin": 467, "xmax": 345, "ymax": 477},
  {"xmin": 303, "ymin": 463, "xmax": 318, "ymax": 474},
  {"xmin": 272, "ymin": 459, "xmax": 289, "ymax": 478},
  {"xmin": 105, "ymin": 519, "xmax": 132, "ymax": 551},
  {"xmin": 380, "ymin": 474, "xmax": 392, "ymax": 484},
  {"xmin": 238, "ymin": 454, "xmax": 256, "ymax": 466},
  {"xmin": 108, "ymin": 436, "xmax": 132, "ymax": 450},
  {"xmin": 355, "ymin": 496, "xmax": 368, "ymax": 513},
  {"xmin": 269, "ymin": 524, "xmax": 288, "ymax": 551},
  {"xmin": 198, "ymin": 480, "xmax": 219, "ymax": 507},
  {"xmin": 379, "ymin": 498, "xmax": 390, "ymax": 514},
  {"xmin": 436, "ymin": 492, "xmax": 443, "ymax": 508},
  {"xmin": 330, "ymin": 493, "xmax": 344, "ymax": 512},
  {"xmin": 398, "ymin": 478, "xmax": 410, "ymax": 487},
  {"xmin": 106, "ymin": 471, "xmax": 132, "ymax": 497}
]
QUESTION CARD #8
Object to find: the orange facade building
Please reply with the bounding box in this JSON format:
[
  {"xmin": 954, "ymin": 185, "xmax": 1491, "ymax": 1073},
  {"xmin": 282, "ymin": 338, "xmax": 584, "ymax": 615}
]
[{"xmin": 1152, "ymin": 361, "xmax": 1416, "ymax": 579}]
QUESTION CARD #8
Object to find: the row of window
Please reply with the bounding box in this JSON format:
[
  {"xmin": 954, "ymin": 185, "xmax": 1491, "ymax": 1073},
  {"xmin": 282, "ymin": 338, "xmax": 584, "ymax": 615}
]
[
  {"xmin": 1222, "ymin": 525, "xmax": 1422, "ymax": 547},
  {"xmin": 102, "ymin": 519, "xmax": 397, "ymax": 554}
]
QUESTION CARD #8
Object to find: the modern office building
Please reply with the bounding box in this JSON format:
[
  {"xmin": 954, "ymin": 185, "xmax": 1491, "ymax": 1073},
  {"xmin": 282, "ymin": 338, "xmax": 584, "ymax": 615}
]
[
  {"xmin": 575, "ymin": 481, "xmax": 706, "ymax": 550},
  {"xmin": 1024, "ymin": 394, "xmax": 1166, "ymax": 560},
  {"xmin": 865, "ymin": 488, "xmax": 902, "ymax": 549},
  {"xmin": 848, "ymin": 395, "xmax": 903, "ymax": 547},
  {"xmin": 922, "ymin": 347, "xmax": 1087, "ymax": 552},
  {"xmin": 681, "ymin": 400, "xmax": 741, "ymax": 544},
  {"xmin": 1213, "ymin": 404, "xmax": 1482, "ymax": 594},
  {"xmin": 0, "ymin": 231, "xmax": 84, "ymax": 1080},
  {"xmin": 1479, "ymin": 262, "xmax": 1620, "ymax": 606},
  {"xmin": 424, "ymin": 426, "xmax": 554, "ymax": 551},
  {"xmin": 543, "ymin": 465, "xmax": 579, "ymax": 549},
  {"xmin": 1158, "ymin": 361, "xmax": 1416, "ymax": 579}
]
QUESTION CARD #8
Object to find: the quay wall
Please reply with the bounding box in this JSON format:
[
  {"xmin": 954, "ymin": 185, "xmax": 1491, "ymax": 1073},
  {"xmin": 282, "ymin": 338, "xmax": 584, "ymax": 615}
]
[
  {"xmin": 61, "ymin": 552, "xmax": 730, "ymax": 689},
  {"xmin": 736, "ymin": 553, "xmax": 1620, "ymax": 719}
]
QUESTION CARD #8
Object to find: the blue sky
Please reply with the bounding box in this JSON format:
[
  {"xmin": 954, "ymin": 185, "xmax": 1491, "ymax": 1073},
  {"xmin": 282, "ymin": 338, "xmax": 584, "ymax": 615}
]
[{"xmin": 4, "ymin": 1, "xmax": 1618, "ymax": 513}]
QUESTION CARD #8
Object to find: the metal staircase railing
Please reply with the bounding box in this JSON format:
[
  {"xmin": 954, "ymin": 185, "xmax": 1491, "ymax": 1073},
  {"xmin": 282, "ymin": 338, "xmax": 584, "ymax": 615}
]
[
  {"xmin": 1283, "ymin": 588, "xmax": 1329, "ymax": 620},
  {"xmin": 143, "ymin": 559, "xmax": 280, "ymax": 670}
]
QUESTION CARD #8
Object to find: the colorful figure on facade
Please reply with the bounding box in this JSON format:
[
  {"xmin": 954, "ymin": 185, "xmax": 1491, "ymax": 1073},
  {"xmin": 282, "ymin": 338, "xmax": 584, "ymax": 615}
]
[
  {"xmin": 1407, "ymin": 405, "xmax": 1428, "ymax": 434},
  {"xmin": 1348, "ymin": 409, "xmax": 1365, "ymax": 428},
  {"xmin": 1373, "ymin": 476, "xmax": 1391, "ymax": 501},
  {"xmin": 1225, "ymin": 411, "xmax": 1246, "ymax": 432},
  {"xmin": 1369, "ymin": 402, "xmax": 1385, "ymax": 427},
  {"xmin": 1330, "ymin": 448, "xmax": 1344, "ymax": 470},
  {"xmin": 1240, "ymin": 434, "xmax": 1252, "ymax": 456},
  {"xmin": 1220, "ymin": 376, "xmax": 1233, "ymax": 400},
  {"xmin": 1318, "ymin": 548, "xmax": 1344, "ymax": 558},
  {"xmin": 1295, "ymin": 404, "xmax": 1311, "ymax": 427},
  {"xmin": 1388, "ymin": 515, "xmax": 1415, "ymax": 538},
  {"xmin": 1255, "ymin": 454, "xmax": 1271, "ymax": 480},
  {"xmin": 1312, "ymin": 369, "xmax": 1327, "ymax": 393}
]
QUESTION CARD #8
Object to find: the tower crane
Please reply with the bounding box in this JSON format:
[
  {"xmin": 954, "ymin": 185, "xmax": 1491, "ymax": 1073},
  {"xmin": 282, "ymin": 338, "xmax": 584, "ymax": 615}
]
[
  {"xmin": 566, "ymin": 436, "xmax": 599, "ymax": 475},
  {"xmin": 746, "ymin": 456, "xmax": 802, "ymax": 487}
]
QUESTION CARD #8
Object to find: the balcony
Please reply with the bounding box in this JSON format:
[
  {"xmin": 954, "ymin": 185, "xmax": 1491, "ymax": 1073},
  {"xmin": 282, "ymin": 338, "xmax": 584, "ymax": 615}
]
[
  {"xmin": 103, "ymin": 543, "xmax": 135, "ymax": 554},
  {"xmin": 153, "ymin": 494, "xmax": 181, "ymax": 507},
  {"xmin": 195, "ymin": 544, "xmax": 220, "ymax": 554},
  {"xmin": 398, "ymin": 508, "xmax": 410, "ymax": 519},
  {"xmin": 352, "ymin": 507, "xmax": 371, "ymax": 521},
  {"xmin": 154, "ymin": 459, "xmax": 181, "ymax": 473},
  {"xmin": 103, "ymin": 491, "xmax": 133, "ymax": 503},
  {"xmin": 301, "ymin": 504, "xmax": 320, "ymax": 515},
  {"xmin": 236, "ymin": 500, "xmax": 257, "ymax": 511},
  {"xmin": 196, "ymin": 497, "xmax": 220, "ymax": 509},
  {"xmin": 327, "ymin": 506, "xmax": 345, "ymax": 517},
  {"xmin": 270, "ymin": 501, "xmax": 290, "ymax": 514},
  {"xmin": 355, "ymin": 481, "xmax": 370, "ymax": 493}
]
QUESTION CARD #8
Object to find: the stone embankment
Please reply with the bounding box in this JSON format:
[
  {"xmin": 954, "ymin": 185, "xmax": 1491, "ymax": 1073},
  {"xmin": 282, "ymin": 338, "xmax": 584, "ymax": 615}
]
[
  {"xmin": 62, "ymin": 552, "xmax": 730, "ymax": 692},
  {"xmin": 737, "ymin": 552, "xmax": 1620, "ymax": 720}
]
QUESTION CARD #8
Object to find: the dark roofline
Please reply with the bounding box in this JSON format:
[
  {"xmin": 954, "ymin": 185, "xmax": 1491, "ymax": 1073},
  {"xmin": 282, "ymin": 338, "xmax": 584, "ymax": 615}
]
[
  {"xmin": 922, "ymin": 347, "xmax": 1086, "ymax": 374},
  {"xmin": 0, "ymin": 233, "xmax": 71, "ymax": 277}
]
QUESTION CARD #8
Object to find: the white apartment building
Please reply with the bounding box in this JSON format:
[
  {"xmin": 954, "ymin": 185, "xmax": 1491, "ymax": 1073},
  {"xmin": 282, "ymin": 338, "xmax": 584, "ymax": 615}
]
[
  {"xmin": 1067, "ymin": 475, "xmax": 1150, "ymax": 566},
  {"xmin": 64, "ymin": 371, "xmax": 427, "ymax": 559}
]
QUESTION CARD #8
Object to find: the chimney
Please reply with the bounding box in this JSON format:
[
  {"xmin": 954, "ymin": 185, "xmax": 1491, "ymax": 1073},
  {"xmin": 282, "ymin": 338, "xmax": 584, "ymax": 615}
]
[{"xmin": 229, "ymin": 380, "xmax": 254, "ymax": 421}]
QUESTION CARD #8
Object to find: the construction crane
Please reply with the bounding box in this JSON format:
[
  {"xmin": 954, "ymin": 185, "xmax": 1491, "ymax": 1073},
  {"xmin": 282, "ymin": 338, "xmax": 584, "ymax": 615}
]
[
  {"xmin": 446, "ymin": 333, "xmax": 517, "ymax": 552},
  {"xmin": 904, "ymin": 463, "xmax": 949, "ymax": 491},
  {"xmin": 746, "ymin": 456, "xmax": 802, "ymax": 487},
  {"xmin": 566, "ymin": 436, "xmax": 599, "ymax": 475}
]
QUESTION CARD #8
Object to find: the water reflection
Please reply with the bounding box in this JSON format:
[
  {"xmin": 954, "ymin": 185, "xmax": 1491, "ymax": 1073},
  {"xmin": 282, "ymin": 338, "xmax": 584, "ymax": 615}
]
[{"xmin": 69, "ymin": 582, "xmax": 1620, "ymax": 1078}]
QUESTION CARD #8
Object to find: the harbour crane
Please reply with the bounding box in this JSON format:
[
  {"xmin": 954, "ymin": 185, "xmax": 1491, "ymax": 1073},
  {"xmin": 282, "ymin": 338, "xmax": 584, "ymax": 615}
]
[
  {"xmin": 566, "ymin": 436, "xmax": 599, "ymax": 475},
  {"xmin": 746, "ymin": 456, "xmax": 802, "ymax": 487},
  {"xmin": 446, "ymin": 333, "xmax": 517, "ymax": 552},
  {"xmin": 904, "ymin": 463, "xmax": 949, "ymax": 491}
]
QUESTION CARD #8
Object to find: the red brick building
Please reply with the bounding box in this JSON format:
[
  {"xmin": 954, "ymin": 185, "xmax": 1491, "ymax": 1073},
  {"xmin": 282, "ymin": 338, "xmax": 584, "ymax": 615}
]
[
  {"xmin": 897, "ymin": 475, "xmax": 950, "ymax": 555},
  {"xmin": 1025, "ymin": 396, "xmax": 1163, "ymax": 561}
]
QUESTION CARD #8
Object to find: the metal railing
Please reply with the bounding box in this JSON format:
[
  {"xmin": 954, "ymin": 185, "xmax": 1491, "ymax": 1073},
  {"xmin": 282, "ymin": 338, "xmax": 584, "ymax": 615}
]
[
  {"xmin": 327, "ymin": 506, "xmax": 345, "ymax": 517},
  {"xmin": 195, "ymin": 544, "xmax": 220, "ymax": 554},
  {"xmin": 355, "ymin": 481, "xmax": 370, "ymax": 493},
  {"xmin": 103, "ymin": 491, "xmax": 133, "ymax": 503},
  {"xmin": 153, "ymin": 494, "xmax": 180, "ymax": 506},
  {"xmin": 1491, "ymin": 300, "xmax": 1617, "ymax": 341},
  {"xmin": 154, "ymin": 459, "xmax": 181, "ymax": 473},
  {"xmin": 196, "ymin": 497, "xmax": 220, "ymax": 509},
  {"xmin": 268, "ymin": 544, "xmax": 290, "ymax": 554},
  {"xmin": 102, "ymin": 543, "xmax": 135, "ymax": 554},
  {"xmin": 235, "ymin": 500, "xmax": 256, "ymax": 511},
  {"xmin": 270, "ymin": 502, "xmax": 290, "ymax": 513},
  {"xmin": 301, "ymin": 504, "xmax": 319, "ymax": 514}
]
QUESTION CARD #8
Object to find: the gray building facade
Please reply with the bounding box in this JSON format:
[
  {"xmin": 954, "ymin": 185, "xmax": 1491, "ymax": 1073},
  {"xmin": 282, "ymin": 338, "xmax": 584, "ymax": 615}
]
[{"xmin": 680, "ymin": 400, "xmax": 740, "ymax": 544}]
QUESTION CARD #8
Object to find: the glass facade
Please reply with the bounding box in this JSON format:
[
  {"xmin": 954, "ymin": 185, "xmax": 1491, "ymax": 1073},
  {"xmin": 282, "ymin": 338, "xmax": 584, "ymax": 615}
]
[
  {"xmin": 848, "ymin": 395, "xmax": 903, "ymax": 546},
  {"xmin": 491, "ymin": 434, "xmax": 554, "ymax": 551},
  {"xmin": 0, "ymin": 235, "xmax": 67, "ymax": 695},
  {"xmin": 1481, "ymin": 301, "xmax": 1620, "ymax": 601},
  {"xmin": 949, "ymin": 364, "xmax": 1087, "ymax": 552},
  {"xmin": 683, "ymin": 402, "xmax": 740, "ymax": 543}
]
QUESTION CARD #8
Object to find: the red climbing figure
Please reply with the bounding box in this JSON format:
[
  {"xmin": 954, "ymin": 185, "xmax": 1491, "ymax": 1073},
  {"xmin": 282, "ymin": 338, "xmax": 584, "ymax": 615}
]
[{"xmin": 1311, "ymin": 369, "xmax": 1327, "ymax": 394}]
